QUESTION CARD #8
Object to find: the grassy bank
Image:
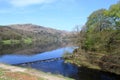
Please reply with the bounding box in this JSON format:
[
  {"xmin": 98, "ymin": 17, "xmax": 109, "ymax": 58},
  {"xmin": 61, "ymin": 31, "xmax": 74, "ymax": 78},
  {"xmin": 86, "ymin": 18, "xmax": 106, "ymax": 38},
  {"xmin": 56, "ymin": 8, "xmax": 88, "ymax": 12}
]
[
  {"xmin": 0, "ymin": 68, "xmax": 44, "ymax": 80},
  {"xmin": 65, "ymin": 50, "xmax": 101, "ymax": 70},
  {"xmin": 65, "ymin": 48, "xmax": 120, "ymax": 75},
  {"xmin": 0, "ymin": 63, "xmax": 73, "ymax": 80}
]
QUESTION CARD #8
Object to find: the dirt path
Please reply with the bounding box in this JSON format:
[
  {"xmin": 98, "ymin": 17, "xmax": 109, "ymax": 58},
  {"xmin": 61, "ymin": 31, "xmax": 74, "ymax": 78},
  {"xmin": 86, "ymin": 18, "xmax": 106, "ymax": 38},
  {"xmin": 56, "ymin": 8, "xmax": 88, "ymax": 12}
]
[{"xmin": 0, "ymin": 63, "xmax": 72, "ymax": 80}]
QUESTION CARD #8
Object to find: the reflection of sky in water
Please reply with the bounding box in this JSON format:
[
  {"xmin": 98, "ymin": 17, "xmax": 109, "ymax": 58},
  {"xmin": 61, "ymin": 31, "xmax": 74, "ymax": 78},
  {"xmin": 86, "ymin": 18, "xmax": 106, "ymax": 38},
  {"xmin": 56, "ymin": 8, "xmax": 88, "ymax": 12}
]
[
  {"xmin": 0, "ymin": 47, "xmax": 119, "ymax": 80},
  {"xmin": 28, "ymin": 60, "xmax": 78, "ymax": 77},
  {"xmin": 0, "ymin": 47, "xmax": 74, "ymax": 64}
]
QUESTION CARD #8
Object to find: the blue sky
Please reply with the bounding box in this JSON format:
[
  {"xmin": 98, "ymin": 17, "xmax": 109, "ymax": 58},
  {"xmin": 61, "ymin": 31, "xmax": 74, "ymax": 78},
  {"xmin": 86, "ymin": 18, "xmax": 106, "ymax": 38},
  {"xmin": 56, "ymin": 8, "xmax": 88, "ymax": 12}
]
[{"xmin": 0, "ymin": 0, "xmax": 119, "ymax": 31}]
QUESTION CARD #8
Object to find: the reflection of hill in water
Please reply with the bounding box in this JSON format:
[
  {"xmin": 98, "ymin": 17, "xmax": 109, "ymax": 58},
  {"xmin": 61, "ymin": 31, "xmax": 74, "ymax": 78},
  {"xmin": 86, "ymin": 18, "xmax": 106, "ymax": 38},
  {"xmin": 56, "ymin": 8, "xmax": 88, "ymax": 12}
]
[
  {"xmin": 0, "ymin": 24, "xmax": 72, "ymax": 55},
  {"xmin": 0, "ymin": 42, "xmax": 65, "ymax": 55}
]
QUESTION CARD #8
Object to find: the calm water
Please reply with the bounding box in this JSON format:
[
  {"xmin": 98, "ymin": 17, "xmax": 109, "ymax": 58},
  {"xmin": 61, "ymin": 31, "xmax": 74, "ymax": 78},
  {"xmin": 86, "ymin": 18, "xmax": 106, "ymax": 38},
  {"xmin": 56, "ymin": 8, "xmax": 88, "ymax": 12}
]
[{"xmin": 0, "ymin": 47, "xmax": 119, "ymax": 80}]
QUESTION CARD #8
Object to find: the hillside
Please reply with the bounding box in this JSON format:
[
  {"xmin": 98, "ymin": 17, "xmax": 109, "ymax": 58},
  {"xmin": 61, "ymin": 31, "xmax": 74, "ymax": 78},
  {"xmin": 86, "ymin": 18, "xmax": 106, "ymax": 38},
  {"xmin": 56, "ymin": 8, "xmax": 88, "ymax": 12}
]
[
  {"xmin": 9, "ymin": 24, "xmax": 69, "ymax": 36},
  {"xmin": 0, "ymin": 24, "xmax": 71, "ymax": 54}
]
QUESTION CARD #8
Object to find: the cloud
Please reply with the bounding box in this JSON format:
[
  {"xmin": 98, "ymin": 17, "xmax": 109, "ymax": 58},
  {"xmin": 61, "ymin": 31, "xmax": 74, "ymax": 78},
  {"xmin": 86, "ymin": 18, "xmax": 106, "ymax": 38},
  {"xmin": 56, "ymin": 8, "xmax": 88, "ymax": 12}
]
[
  {"xmin": 0, "ymin": 0, "xmax": 76, "ymax": 14},
  {"xmin": 0, "ymin": 0, "xmax": 76, "ymax": 7},
  {"xmin": 7, "ymin": 0, "xmax": 56, "ymax": 7}
]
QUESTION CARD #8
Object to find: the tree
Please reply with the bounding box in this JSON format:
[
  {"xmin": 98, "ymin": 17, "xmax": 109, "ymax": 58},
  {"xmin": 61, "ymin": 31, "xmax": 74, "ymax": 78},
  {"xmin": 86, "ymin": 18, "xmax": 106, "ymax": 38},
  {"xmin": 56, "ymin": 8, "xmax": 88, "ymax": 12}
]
[
  {"xmin": 105, "ymin": 2, "xmax": 120, "ymax": 29},
  {"xmin": 79, "ymin": 2, "xmax": 120, "ymax": 52}
]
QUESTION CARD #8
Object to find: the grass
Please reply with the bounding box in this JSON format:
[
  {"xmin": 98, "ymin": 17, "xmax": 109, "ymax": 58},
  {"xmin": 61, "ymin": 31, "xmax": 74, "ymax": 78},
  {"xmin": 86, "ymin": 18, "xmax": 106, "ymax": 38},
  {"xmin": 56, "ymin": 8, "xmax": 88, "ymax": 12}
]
[
  {"xmin": 0, "ymin": 69, "xmax": 4, "ymax": 76},
  {"xmin": 0, "ymin": 68, "xmax": 44, "ymax": 80},
  {"xmin": 13, "ymin": 40, "xmax": 20, "ymax": 44},
  {"xmin": 62, "ymin": 51, "xmax": 72, "ymax": 59},
  {"xmin": 2, "ymin": 40, "xmax": 20, "ymax": 45},
  {"xmin": 1, "ymin": 38, "xmax": 32, "ymax": 45},
  {"xmin": 23, "ymin": 38, "xmax": 32, "ymax": 44},
  {"xmin": 65, "ymin": 50, "xmax": 101, "ymax": 70},
  {"xmin": 0, "ymin": 68, "xmax": 15, "ymax": 80},
  {"xmin": 0, "ymin": 64, "xmax": 74, "ymax": 80},
  {"xmin": 2, "ymin": 40, "xmax": 11, "ymax": 45}
]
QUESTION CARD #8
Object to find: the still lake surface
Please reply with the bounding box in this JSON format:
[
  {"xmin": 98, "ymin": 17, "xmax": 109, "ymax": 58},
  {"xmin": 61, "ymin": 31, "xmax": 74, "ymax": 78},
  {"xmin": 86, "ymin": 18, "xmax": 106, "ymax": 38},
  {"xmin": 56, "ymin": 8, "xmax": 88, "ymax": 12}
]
[{"xmin": 0, "ymin": 47, "xmax": 119, "ymax": 80}]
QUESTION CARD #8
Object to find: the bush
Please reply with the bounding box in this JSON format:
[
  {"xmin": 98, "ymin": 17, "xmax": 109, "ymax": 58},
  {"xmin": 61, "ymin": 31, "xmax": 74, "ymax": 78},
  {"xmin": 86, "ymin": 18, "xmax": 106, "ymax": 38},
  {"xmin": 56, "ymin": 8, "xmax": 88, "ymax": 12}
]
[{"xmin": 62, "ymin": 51, "xmax": 72, "ymax": 59}]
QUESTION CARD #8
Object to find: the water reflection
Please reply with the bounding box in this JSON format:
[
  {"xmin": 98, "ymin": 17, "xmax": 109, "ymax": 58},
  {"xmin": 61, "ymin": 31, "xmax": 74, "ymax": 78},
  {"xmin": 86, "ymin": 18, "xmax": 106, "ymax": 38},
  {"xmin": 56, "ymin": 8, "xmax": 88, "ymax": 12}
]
[
  {"xmin": 0, "ymin": 47, "xmax": 74, "ymax": 64},
  {"xmin": 76, "ymin": 67, "xmax": 119, "ymax": 80},
  {"xmin": 0, "ymin": 47, "xmax": 119, "ymax": 80},
  {"xmin": 20, "ymin": 60, "xmax": 120, "ymax": 80},
  {"xmin": 0, "ymin": 42, "xmax": 64, "ymax": 55}
]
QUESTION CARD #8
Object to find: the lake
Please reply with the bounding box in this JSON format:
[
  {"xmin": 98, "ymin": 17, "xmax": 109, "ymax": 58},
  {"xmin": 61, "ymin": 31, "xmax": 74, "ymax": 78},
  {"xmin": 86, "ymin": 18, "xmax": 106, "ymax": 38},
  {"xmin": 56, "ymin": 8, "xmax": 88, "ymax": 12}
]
[{"xmin": 0, "ymin": 47, "xmax": 119, "ymax": 80}]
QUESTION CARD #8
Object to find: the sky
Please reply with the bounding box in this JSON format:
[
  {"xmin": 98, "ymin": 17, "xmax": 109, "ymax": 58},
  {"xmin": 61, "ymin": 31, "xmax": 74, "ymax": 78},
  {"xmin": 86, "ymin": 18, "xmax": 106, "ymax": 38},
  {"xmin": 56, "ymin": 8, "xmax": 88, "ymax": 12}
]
[{"xmin": 0, "ymin": 0, "xmax": 119, "ymax": 31}]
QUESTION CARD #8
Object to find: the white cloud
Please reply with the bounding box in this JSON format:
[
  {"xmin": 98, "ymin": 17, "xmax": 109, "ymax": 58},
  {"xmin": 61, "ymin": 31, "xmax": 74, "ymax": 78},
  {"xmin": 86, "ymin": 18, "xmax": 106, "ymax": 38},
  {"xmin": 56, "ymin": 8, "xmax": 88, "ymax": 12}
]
[
  {"xmin": 0, "ymin": 0, "xmax": 76, "ymax": 7},
  {"xmin": 0, "ymin": 0, "xmax": 76, "ymax": 14},
  {"xmin": 8, "ymin": 0, "xmax": 56, "ymax": 7}
]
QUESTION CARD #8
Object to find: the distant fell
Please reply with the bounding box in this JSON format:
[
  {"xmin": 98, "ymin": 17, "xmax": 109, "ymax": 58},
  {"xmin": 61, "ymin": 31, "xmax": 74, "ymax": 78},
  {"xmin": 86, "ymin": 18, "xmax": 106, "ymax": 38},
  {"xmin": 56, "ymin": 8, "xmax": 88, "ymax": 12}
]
[
  {"xmin": 9, "ymin": 24, "xmax": 70, "ymax": 36},
  {"xmin": 0, "ymin": 24, "xmax": 72, "ymax": 54}
]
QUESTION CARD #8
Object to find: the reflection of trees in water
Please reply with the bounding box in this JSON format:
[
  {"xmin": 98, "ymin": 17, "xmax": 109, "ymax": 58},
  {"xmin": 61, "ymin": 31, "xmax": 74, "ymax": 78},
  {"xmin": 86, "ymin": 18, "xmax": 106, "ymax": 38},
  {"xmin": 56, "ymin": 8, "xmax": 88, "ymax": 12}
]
[
  {"xmin": 0, "ymin": 41, "xmax": 65, "ymax": 55},
  {"xmin": 0, "ymin": 43, "xmax": 31, "ymax": 55},
  {"xmin": 75, "ymin": 67, "xmax": 120, "ymax": 80},
  {"xmin": 62, "ymin": 62, "xmax": 78, "ymax": 77}
]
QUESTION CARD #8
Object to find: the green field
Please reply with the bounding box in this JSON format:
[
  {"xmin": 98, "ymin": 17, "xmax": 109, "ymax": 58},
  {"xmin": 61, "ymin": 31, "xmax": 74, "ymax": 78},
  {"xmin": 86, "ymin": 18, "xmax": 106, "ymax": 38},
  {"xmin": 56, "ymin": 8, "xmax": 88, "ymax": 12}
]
[{"xmin": 1, "ymin": 38, "xmax": 32, "ymax": 45}]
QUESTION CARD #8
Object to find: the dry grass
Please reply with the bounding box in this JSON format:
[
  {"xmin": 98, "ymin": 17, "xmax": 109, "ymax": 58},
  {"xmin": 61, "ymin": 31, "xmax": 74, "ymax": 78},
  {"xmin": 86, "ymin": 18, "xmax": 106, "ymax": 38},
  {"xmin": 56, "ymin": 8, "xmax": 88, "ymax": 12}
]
[
  {"xmin": 0, "ymin": 64, "xmax": 73, "ymax": 80},
  {"xmin": 0, "ymin": 68, "xmax": 44, "ymax": 80}
]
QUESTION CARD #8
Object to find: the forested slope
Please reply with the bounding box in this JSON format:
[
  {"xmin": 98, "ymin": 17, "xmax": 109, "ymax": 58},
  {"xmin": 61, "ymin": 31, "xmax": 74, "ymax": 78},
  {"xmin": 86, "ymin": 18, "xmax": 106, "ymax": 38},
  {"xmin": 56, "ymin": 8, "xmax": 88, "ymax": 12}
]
[{"xmin": 67, "ymin": 2, "xmax": 120, "ymax": 74}]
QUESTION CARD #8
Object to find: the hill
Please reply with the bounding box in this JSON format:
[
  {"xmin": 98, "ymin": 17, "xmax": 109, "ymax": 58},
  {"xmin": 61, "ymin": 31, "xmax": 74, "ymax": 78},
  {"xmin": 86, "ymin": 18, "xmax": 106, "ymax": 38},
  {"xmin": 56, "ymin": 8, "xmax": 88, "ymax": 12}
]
[{"xmin": 0, "ymin": 24, "xmax": 71, "ymax": 54}]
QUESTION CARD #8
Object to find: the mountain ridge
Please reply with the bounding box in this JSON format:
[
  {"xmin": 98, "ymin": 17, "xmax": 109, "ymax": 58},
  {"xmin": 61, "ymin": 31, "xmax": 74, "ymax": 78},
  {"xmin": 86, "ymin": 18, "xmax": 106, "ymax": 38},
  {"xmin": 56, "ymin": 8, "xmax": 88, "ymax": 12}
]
[{"xmin": 5, "ymin": 23, "xmax": 69, "ymax": 33}]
